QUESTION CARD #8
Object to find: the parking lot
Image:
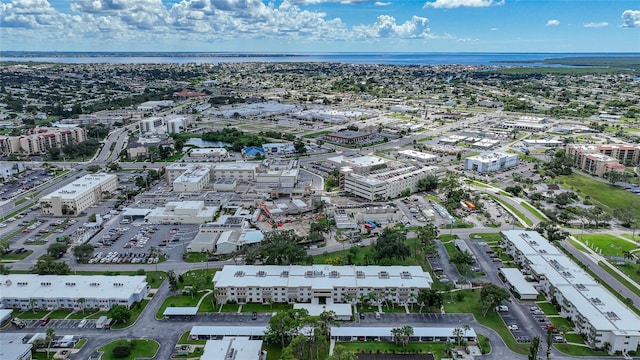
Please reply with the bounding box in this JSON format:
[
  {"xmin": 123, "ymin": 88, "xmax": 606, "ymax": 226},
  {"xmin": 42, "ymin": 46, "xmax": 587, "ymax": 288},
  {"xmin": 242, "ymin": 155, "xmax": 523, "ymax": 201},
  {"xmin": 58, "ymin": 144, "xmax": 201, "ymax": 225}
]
[{"xmin": 14, "ymin": 318, "xmax": 100, "ymax": 330}]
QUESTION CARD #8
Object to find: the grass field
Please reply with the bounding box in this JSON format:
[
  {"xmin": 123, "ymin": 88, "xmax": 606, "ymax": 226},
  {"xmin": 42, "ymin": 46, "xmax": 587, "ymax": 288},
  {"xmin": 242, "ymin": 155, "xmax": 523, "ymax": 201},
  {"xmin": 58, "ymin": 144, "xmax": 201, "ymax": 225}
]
[
  {"xmin": 520, "ymin": 202, "xmax": 546, "ymax": 221},
  {"xmin": 303, "ymin": 130, "xmax": 333, "ymax": 138},
  {"xmin": 155, "ymin": 294, "xmax": 203, "ymax": 319},
  {"xmin": 98, "ymin": 339, "xmax": 159, "ymax": 360},
  {"xmin": 536, "ymin": 302, "xmax": 559, "ymax": 315},
  {"xmin": 338, "ymin": 342, "xmax": 449, "ymax": 357},
  {"xmin": 468, "ymin": 233, "xmax": 502, "ymax": 243},
  {"xmin": 553, "ymin": 344, "xmax": 609, "ymax": 357},
  {"xmin": 577, "ymin": 234, "xmax": 637, "ymax": 257},
  {"xmin": 553, "ymin": 174, "xmax": 640, "ymax": 217}
]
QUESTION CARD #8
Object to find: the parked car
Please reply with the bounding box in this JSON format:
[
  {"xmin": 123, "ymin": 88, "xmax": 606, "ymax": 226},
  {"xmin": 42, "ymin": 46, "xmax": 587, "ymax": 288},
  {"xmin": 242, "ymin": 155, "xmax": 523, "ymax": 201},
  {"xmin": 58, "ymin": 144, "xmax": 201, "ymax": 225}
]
[{"xmin": 40, "ymin": 316, "xmax": 51, "ymax": 326}]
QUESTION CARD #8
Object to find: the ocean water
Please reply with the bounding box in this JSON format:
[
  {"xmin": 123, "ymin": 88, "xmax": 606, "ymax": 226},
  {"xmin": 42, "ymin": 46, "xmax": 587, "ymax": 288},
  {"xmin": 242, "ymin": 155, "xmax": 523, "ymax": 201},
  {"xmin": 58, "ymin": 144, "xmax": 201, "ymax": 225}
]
[{"xmin": 0, "ymin": 52, "xmax": 637, "ymax": 66}]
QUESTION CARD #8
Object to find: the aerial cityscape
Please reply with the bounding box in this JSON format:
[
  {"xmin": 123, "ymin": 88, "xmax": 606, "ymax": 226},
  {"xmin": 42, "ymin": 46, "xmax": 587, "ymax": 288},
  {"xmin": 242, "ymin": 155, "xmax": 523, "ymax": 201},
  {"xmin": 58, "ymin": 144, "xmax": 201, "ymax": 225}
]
[{"xmin": 1, "ymin": 1, "xmax": 640, "ymax": 360}]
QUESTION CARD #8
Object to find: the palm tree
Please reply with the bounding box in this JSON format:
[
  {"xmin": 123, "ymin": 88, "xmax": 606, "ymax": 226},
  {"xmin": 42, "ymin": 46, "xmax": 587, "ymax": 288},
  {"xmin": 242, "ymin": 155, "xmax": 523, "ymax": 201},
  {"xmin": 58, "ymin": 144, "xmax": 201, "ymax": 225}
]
[
  {"xmin": 77, "ymin": 298, "xmax": 85, "ymax": 314},
  {"xmin": 46, "ymin": 327, "xmax": 55, "ymax": 359},
  {"xmin": 358, "ymin": 294, "xmax": 367, "ymax": 309},
  {"xmin": 453, "ymin": 327, "xmax": 464, "ymax": 346},
  {"xmin": 622, "ymin": 250, "xmax": 633, "ymax": 262},
  {"xmin": 30, "ymin": 298, "xmax": 38, "ymax": 313},
  {"xmin": 318, "ymin": 310, "xmax": 338, "ymax": 340}
]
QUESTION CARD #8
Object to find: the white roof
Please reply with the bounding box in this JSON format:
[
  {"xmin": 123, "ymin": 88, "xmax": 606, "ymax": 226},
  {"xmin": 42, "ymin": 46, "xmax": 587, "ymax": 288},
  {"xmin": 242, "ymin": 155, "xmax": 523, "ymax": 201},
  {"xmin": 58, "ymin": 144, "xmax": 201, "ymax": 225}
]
[
  {"xmin": 41, "ymin": 173, "xmax": 116, "ymax": 200},
  {"xmin": 121, "ymin": 208, "xmax": 152, "ymax": 217},
  {"xmin": 466, "ymin": 151, "xmax": 517, "ymax": 163},
  {"xmin": 202, "ymin": 338, "xmax": 263, "ymax": 360},
  {"xmin": 331, "ymin": 327, "xmax": 476, "ymax": 338},
  {"xmin": 502, "ymin": 230, "xmax": 640, "ymax": 333},
  {"xmin": 190, "ymin": 326, "xmax": 267, "ymax": 337},
  {"xmin": 499, "ymin": 268, "xmax": 538, "ymax": 297},
  {"xmin": 0, "ymin": 333, "xmax": 32, "ymax": 360},
  {"xmin": 0, "ymin": 274, "xmax": 147, "ymax": 300},
  {"xmin": 0, "ymin": 309, "xmax": 12, "ymax": 324},
  {"xmin": 163, "ymin": 307, "xmax": 198, "ymax": 316},
  {"xmin": 213, "ymin": 265, "xmax": 433, "ymax": 290},
  {"xmin": 398, "ymin": 149, "xmax": 437, "ymax": 160}
]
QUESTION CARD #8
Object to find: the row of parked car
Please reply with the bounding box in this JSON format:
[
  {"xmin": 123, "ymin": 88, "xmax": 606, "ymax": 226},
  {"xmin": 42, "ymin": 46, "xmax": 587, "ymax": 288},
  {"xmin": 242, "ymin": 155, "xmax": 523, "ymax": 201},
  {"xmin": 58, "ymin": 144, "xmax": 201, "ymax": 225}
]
[{"xmin": 87, "ymin": 251, "xmax": 159, "ymax": 264}]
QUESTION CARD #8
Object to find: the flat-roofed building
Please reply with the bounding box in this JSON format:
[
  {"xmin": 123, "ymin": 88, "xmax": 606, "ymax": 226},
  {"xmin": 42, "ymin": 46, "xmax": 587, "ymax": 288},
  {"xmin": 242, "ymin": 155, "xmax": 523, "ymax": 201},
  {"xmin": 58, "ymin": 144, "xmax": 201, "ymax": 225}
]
[
  {"xmin": 499, "ymin": 268, "xmax": 538, "ymax": 300},
  {"xmin": 397, "ymin": 150, "xmax": 438, "ymax": 163},
  {"xmin": 342, "ymin": 165, "xmax": 441, "ymax": 201},
  {"xmin": 145, "ymin": 201, "xmax": 218, "ymax": 224},
  {"xmin": 0, "ymin": 274, "xmax": 148, "ymax": 311},
  {"xmin": 331, "ymin": 326, "xmax": 477, "ymax": 343},
  {"xmin": 0, "ymin": 127, "xmax": 87, "ymax": 156},
  {"xmin": 213, "ymin": 265, "xmax": 433, "ymax": 305},
  {"xmin": 212, "ymin": 162, "xmax": 259, "ymax": 181},
  {"xmin": 327, "ymin": 155, "xmax": 387, "ymax": 174},
  {"xmin": 323, "ymin": 131, "xmax": 374, "ymax": 145},
  {"xmin": 39, "ymin": 173, "xmax": 118, "ymax": 216},
  {"xmin": 501, "ymin": 230, "xmax": 640, "ymax": 354},
  {"xmin": 188, "ymin": 148, "xmax": 228, "ymax": 159},
  {"xmin": 0, "ymin": 333, "xmax": 32, "ymax": 360},
  {"xmin": 202, "ymin": 337, "xmax": 264, "ymax": 360},
  {"xmin": 139, "ymin": 117, "xmax": 164, "ymax": 134},
  {"xmin": 566, "ymin": 144, "xmax": 626, "ymax": 177},
  {"xmin": 464, "ymin": 152, "xmax": 519, "ymax": 174},
  {"xmin": 173, "ymin": 166, "xmax": 210, "ymax": 192}
]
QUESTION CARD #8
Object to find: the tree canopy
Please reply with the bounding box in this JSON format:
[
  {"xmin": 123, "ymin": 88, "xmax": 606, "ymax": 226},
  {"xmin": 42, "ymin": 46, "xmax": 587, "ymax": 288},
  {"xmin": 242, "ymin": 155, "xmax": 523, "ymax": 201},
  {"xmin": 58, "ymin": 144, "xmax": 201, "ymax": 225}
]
[
  {"xmin": 373, "ymin": 229, "xmax": 410, "ymax": 263},
  {"xmin": 243, "ymin": 230, "xmax": 311, "ymax": 265},
  {"xmin": 30, "ymin": 256, "xmax": 71, "ymax": 275}
]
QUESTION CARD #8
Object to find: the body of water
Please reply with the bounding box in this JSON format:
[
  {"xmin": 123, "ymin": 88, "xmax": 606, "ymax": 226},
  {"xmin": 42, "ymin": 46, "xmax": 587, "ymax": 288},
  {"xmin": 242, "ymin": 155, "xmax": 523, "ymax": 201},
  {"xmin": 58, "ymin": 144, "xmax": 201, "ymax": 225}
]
[
  {"xmin": 186, "ymin": 138, "xmax": 231, "ymax": 148},
  {"xmin": 1, "ymin": 52, "xmax": 637, "ymax": 66}
]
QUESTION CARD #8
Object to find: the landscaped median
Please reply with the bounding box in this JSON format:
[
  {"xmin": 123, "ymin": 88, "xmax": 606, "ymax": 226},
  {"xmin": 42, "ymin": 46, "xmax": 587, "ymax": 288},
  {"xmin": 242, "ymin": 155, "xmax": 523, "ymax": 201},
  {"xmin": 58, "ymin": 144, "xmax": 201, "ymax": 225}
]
[
  {"xmin": 487, "ymin": 194, "xmax": 533, "ymax": 227},
  {"xmin": 98, "ymin": 339, "xmax": 160, "ymax": 360}
]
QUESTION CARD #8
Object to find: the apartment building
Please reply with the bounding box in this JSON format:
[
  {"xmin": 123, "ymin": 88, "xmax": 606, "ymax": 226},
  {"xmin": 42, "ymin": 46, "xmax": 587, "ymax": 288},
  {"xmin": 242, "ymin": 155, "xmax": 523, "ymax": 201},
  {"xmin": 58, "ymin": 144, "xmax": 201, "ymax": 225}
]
[
  {"xmin": 464, "ymin": 152, "xmax": 519, "ymax": 174},
  {"xmin": 39, "ymin": 173, "xmax": 118, "ymax": 216},
  {"xmin": 139, "ymin": 117, "xmax": 164, "ymax": 134},
  {"xmin": 341, "ymin": 165, "xmax": 441, "ymax": 201},
  {"xmin": 213, "ymin": 265, "xmax": 433, "ymax": 305},
  {"xmin": 566, "ymin": 144, "xmax": 639, "ymax": 176},
  {"xmin": 0, "ymin": 274, "xmax": 148, "ymax": 311},
  {"xmin": 500, "ymin": 230, "xmax": 640, "ymax": 354},
  {"xmin": 0, "ymin": 127, "xmax": 87, "ymax": 156}
]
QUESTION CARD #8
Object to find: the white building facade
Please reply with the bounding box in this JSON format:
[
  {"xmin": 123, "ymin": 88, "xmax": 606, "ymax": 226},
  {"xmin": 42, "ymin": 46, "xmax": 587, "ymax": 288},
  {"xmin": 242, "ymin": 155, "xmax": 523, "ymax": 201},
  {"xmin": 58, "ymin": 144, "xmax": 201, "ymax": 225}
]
[
  {"xmin": 213, "ymin": 265, "xmax": 433, "ymax": 305},
  {"xmin": 39, "ymin": 173, "xmax": 118, "ymax": 216},
  {"xmin": 464, "ymin": 152, "xmax": 519, "ymax": 173},
  {"xmin": 501, "ymin": 230, "xmax": 640, "ymax": 354}
]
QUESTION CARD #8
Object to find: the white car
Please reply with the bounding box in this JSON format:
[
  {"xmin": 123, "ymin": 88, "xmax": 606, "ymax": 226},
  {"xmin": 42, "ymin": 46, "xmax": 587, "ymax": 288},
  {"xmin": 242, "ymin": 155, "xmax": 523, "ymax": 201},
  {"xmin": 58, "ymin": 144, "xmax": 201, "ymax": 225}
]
[
  {"xmin": 78, "ymin": 319, "xmax": 87, "ymax": 328},
  {"xmin": 508, "ymin": 325, "xmax": 519, "ymax": 331}
]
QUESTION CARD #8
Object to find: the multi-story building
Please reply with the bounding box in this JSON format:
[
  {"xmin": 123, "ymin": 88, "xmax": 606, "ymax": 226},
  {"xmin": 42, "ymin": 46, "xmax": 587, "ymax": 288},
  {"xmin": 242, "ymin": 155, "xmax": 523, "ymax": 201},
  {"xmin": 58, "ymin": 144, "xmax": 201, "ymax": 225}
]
[
  {"xmin": 0, "ymin": 274, "xmax": 148, "ymax": 311},
  {"xmin": 341, "ymin": 165, "xmax": 441, "ymax": 201},
  {"xmin": 464, "ymin": 152, "xmax": 519, "ymax": 173},
  {"xmin": 139, "ymin": 117, "xmax": 164, "ymax": 134},
  {"xmin": 566, "ymin": 144, "xmax": 639, "ymax": 176},
  {"xmin": 0, "ymin": 127, "xmax": 87, "ymax": 156},
  {"xmin": 501, "ymin": 230, "xmax": 640, "ymax": 354},
  {"xmin": 39, "ymin": 173, "xmax": 118, "ymax": 216},
  {"xmin": 213, "ymin": 265, "xmax": 433, "ymax": 305},
  {"xmin": 0, "ymin": 161, "xmax": 24, "ymax": 181},
  {"xmin": 145, "ymin": 201, "xmax": 218, "ymax": 224},
  {"xmin": 173, "ymin": 166, "xmax": 211, "ymax": 192},
  {"xmin": 166, "ymin": 117, "xmax": 188, "ymax": 134}
]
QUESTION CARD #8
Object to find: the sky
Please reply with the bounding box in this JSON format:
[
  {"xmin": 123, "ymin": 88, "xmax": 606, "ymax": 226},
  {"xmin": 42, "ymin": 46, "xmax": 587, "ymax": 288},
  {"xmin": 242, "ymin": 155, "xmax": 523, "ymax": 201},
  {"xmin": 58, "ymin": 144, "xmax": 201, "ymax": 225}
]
[{"xmin": 0, "ymin": 0, "xmax": 639, "ymax": 53}]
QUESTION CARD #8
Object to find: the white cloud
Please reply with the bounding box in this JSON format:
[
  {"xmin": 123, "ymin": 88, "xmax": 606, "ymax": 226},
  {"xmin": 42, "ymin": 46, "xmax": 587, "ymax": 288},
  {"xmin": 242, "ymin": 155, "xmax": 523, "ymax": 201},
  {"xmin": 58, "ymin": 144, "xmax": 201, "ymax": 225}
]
[
  {"xmin": 287, "ymin": 0, "xmax": 373, "ymax": 4},
  {"xmin": 423, "ymin": 0, "xmax": 504, "ymax": 9},
  {"xmin": 0, "ymin": 0, "xmax": 81, "ymax": 29},
  {"xmin": 490, "ymin": 27, "xmax": 497, "ymax": 31},
  {"xmin": 583, "ymin": 21, "xmax": 608, "ymax": 28},
  {"xmin": 374, "ymin": 1, "xmax": 391, "ymax": 6},
  {"xmin": 353, "ymin": 15, "xmax": 429, "ymax": 39},
  {"xmin": 621, "ymin": 9, "xmax": 640, "ymax": 28},
  {"xmin": 546, "ymin": 19, "xmax": 559, "ymax": 26}
]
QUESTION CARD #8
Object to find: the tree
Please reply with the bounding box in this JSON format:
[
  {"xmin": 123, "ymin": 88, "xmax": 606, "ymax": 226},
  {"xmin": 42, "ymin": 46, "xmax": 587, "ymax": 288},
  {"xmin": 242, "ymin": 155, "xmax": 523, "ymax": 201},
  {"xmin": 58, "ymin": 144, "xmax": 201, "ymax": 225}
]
[
  {"xmin": 546, "ymin": 327, "xmax": 553, "ymax": 360},
  {"xmin": 417, "ymin": 289, "xmax": 443, "ymax": 313},
  {"xmin": 479, "ymin": 283, "xmax": 510, "ymax": 316},
  {"xmin": 316, "ymin": 310, "xmax": 339, "ymax": 341},
  {"xmin": 77, "ymin": 298, "xmax": 86, "ymax": 314},
  {"xmin": 167, "ymin": 270, "xmax": 179, "ymax": 292},
  {"xmin": 391, "ymin": 325, "xmax": 413, "ymax": 348},
  {"xmin": 453, "ymin": 327, "xmax": 464, "ymax": 346},
  {"xmin": 400, "ymin": 188, "xmax": 411, "ymax": 198},
  {"xmin": 373, "ymin": 229, "xmax": 410, "ymax": 263},
  {"xmin": 243, "ymin": 230, "xmax": 309, "ymax": 265},
  {"xmin": 265, "ymin": 308, "xmax": 310, "ymax": 349},
  {"xmin": 328, "ymin": 345, "xmax": 357, "ymax": 360},
  {"xmin": 0, "ymin": 264, "xmax": 11, "ymax": 275},
  {"xmin": 605, "ymin": 170, "xmax": 628, "ymax": 185},
  {"xmin": 294, "ymin": 140, "xmax": 307, "ymax": 154},
  {"xmin": 47, "ymin": 242, "xmax": 69, "ymax": 259},
  {"xmin": 613, "ymin": 207, "xmax": 639, "ymax": 239},
  {"xmin": 110, "ymin": 305, "xmax": 132, "ymax": 325},
  {"xmin": 73, "ymin": 243, "xmax": 94, "ymax": 263},
  {"xmin": 46, "ymin": 328, "xmax": 55, "ymax": 359},
  {"xmin": 451, "ymin": 250, "xmax": 475, "ymax": 266},
  {"xmin": 528, "ymin": 336, "xmax": 541, "ymax": 360},
  {"xmin": 30, "ymin": 256, "xmax": 71, "ymax": 275},
  {"xmin": 417, "ymin": 174, "xmax": 439, "ymax": 192}
]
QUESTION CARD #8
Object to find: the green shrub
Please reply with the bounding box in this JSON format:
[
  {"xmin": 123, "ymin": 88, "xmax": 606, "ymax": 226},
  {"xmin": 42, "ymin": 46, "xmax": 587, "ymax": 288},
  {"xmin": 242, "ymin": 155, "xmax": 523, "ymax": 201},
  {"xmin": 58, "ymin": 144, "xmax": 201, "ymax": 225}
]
[{"xmin": 112, "ymin": 346, "xmax": 131, "ymax": 358}]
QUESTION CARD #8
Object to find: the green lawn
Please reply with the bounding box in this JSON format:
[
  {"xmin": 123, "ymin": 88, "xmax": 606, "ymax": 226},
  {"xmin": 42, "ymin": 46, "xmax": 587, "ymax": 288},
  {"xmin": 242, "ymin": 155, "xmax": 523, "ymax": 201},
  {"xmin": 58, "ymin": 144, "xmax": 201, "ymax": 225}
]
[
  {"xmin": 98, "ymin": 339, "xmax": 160, "ymax": 360},
  {"xmin": 220, "ymin": 304, "xmax": 240, "ymax": 313},
  {"xmin": 468, "ymin": 233, "xmax": 501, "ymax": 243},
  {"xmin": 241, "ymin": 303, "xmax": 293, "ymax": 313},
  {"xmin": 198, "ymin": 293, "xmax": 216, "ymax": 313},
  {"xmin": 176, "ymin": 269, "xmax": 219, "ymax": 290},
  {"xmin": 548, "ymin": 316, "xmax": 573, "ymax": 329},
  {"xmin": 74, "ymin": 338, "xmax": 88, "ymax": 349},
  {"xmin": 338, "ymin": 342, "xmax": 449, "ymax": 358},
  {"xmin": 156, "ymin": 294, "xmax": 202, "ymax": 319},
  {"xmin": 554, "ymin": 174, "xmax": 640, "ymax": 217},
  {"xmin": 303, "ymin": 130, "xmax": 333, "ymax": 138},
  {"xmin": 182, "ymin": 252, "xmax": 209, "ymax": 263},
  {"xmin": 16, "ymin": 310, "xmax": 54, "ymax": 319},
  {"xmin": 178, "ymin": 331, "xmax": 206, "ymax": 345},
  {"xmin": 0, "ymin": 250, "xmax": 33, "ymax": 261},
  {"xmin": 110, "ymin": 300, "xmax": 149, "ymax": 329},
  {"xmin": 68, "ymin": 310, "xmax": 102, "ymax": 320},
  {"xmin": 564, "ymin": 333, "xmax": 585, "ymax": 344},
  {"xmin": 600, "ymin": 261, "xmax": 640, "ymax": 298},
  {"xmin": 536, "ymin": 302, "xmax": 559, "ymax": 315},
  {"xmin": 443, "ymin": 290, "xmax": 529, "ymax": 355},
  {"xmin": 520, "ymin": 202, "xmax": 546, "ymax": 221},
  {"xmin": 577, "ymin": 234, "xmax": 637, "ymax": 257},
  {"xmin": 553, "ymin": 344, "xmax": 609, "ymax": 357}
]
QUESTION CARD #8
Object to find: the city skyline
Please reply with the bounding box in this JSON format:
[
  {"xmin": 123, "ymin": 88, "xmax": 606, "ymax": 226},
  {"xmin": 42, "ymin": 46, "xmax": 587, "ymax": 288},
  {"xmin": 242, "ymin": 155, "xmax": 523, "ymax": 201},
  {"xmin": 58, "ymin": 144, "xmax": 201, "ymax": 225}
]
[{"xmin": 0, "ymin": 0, "xmax": 639, "ymax": 53}]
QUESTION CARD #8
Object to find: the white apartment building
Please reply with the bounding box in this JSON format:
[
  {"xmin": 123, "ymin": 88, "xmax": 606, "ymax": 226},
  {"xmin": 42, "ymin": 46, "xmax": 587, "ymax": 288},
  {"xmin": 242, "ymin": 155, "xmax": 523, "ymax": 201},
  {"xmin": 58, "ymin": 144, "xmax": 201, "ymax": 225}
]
[
  {"xmin": 464, "ymin": 152, "xmax": 519, "ymax": 173},
  {"xmin": 39, "ymin": 173, "xmax": 118, "ymax": 216},
  {"xmin": 342, "ymin": 165, "xmax": 441, "ymax": 201},
  {"xmin": 212, "ymin": 162, "xmax": 260, "ymax": 182},
  {"xmin": 139, "ymin": 117, "xmax": 164, "ymax": 134},
  {"xmin": 213, "ymin": 265, "xmax": 433, "ymax": 305},
  {"xmin": 0, "ymin": 274, "xmax": 148, "ymax": 311},
  {"xmin": 173, "ymin": 166, "xmax": 210, "ymax": 192},
  {"xmin": 166, "ymin": 117, "xmax": 188, "ymax": 134},
  {"xmin": 501, "ymin": 230, "xmax": 640, "ymax": 354}
]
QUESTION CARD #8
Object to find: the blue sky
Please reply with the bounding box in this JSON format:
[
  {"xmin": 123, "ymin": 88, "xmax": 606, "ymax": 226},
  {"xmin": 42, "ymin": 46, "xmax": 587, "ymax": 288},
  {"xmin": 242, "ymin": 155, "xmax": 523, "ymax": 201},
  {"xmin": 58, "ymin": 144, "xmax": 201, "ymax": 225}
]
[{"xmin": 0, "ymin": 0, "xmax": 639, "ymax": 52}]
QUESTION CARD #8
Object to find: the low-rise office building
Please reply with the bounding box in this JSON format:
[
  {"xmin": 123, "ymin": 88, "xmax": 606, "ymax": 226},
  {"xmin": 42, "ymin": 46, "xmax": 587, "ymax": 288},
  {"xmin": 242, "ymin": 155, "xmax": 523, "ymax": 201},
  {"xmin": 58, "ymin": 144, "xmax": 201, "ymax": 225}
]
[
  {"xmin": 397, "ymin": 150, "xmax": 438, "ymax": 163},
  {"xmin": 145, "ymin": 201, "xmax": 218, "ymax": 224},
  {"xmin": 341, "ymin": 165, "xmax": 441, "ymax": 201},
  {"xmin": 213, "ymin": 265, "xmax": 433, "ymax": 305},
  {"xmin": 501, "ymin": 230, "xmax": 640, "ymax": 354},
  {"xmin": 173, "ymin": 166, "xmax": 211, "ymax": 192},
  {"xmin": 464, "ymin": 152, "xmax": 519, "ymax": 174},
  {"xmin": 39, "ymin": 173, "xmax": 118, "ymax": 216},
  {"xmin": 0, "ymin": 274, "xmax": 148, "ymax": 311}
]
